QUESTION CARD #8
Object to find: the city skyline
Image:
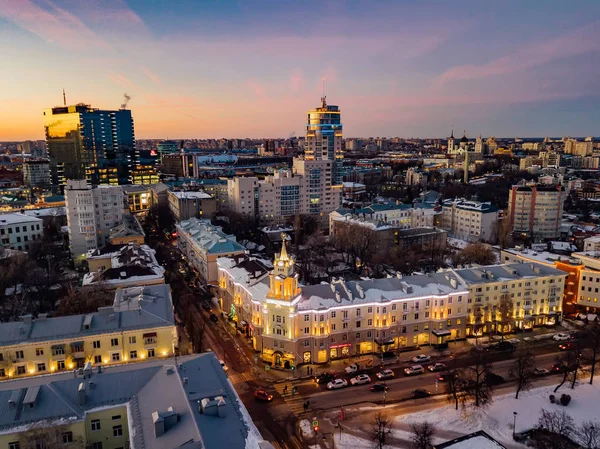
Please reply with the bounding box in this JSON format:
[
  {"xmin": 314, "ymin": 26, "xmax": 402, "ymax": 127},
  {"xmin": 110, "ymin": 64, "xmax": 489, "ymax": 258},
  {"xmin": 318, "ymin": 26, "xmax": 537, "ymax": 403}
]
[{"xmin": 1, "ymin": 0, "xmax": 600, "ymax": 140}]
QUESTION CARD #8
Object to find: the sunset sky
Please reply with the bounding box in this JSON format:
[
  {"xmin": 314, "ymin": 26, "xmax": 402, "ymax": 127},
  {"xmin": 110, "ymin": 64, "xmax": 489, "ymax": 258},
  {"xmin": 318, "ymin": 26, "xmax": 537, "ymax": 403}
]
[{"xmin": 1, "ymin": 0, "xmax": 599, "ymax": 140}]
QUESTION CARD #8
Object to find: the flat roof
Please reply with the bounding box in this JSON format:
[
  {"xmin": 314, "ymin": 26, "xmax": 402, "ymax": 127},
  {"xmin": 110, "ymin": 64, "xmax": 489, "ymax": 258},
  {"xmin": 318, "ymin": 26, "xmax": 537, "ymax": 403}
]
[
  {"xmin": 0, "ymin": 213, "xmax": 43, "ymax": 225},
  {"xmin": 170, "ymin": 191, "xmax": 213, "ymax": 200}
]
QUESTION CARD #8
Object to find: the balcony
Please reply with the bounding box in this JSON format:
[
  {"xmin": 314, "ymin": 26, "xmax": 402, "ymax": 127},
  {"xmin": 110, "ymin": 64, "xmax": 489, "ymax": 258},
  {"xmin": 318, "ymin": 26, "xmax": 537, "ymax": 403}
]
[{"xmin": 523, "ymin": 304, "xmax": 533, "ymax": 311}]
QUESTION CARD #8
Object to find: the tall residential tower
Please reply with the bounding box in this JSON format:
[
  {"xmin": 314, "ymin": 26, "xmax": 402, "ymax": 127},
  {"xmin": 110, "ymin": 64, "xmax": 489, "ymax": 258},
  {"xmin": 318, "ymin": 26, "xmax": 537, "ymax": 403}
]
[
  {"xmin": 304, "ymin": 96, "xmax": 344, "ymax": 185},
  {"xmin": 44, "ymin": 104, "xmax": 135, "ymax": 189}
]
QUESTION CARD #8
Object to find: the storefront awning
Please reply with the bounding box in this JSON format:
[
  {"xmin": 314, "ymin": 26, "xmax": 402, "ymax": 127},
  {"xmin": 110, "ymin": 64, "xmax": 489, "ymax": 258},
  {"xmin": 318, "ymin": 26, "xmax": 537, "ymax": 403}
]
[
  {"xmin": 432, "ymin": 329, "xmax": 451, "ymax": 337},
  {"xmin": 375, "ymin": 338, "xmax": 395, "ymax": 346}
]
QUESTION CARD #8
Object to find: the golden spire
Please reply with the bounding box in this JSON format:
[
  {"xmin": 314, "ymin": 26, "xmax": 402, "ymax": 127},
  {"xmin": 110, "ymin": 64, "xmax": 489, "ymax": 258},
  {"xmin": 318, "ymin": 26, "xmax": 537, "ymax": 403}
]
[{"xmin": 279, "ymin": 233, "xmax": 289, "ymax": 261}]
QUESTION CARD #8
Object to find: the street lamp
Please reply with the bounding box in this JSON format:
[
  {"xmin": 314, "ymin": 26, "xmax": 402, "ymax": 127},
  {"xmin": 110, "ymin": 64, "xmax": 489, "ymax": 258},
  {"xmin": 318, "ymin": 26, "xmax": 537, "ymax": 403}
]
[{"xmin": 513, "ymin": 412, "xmax": 518, "ymax": 438}]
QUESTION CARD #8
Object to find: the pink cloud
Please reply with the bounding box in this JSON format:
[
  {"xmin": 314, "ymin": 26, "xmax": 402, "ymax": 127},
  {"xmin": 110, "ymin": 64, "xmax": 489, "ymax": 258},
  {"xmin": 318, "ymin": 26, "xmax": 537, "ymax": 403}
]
[
  {"xmin": 437, "ymin": 21, "xmax": 600, "ymax": 85},
  {"xmin": 289, "ymin": 70, "xmax": 303, "ymax": 93},
  {"xmin": 107, "ymin": 72, "xmax": 136, "ymax": 88},
  {"xmin": 0, "ymin": 0, "xmax": 108, "ymax": 50},
  {"xmin": 143, "ymin": 68, "xmax": 160, "ymax": 85},
  {"xmin": 246, "ymin": 79, "xmax": 265, "ymax": 98}
]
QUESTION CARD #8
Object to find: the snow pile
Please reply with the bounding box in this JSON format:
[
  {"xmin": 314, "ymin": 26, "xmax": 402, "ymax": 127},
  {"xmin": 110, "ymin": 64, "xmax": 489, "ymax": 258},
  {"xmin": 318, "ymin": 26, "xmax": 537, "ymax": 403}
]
[
  {"xmin": 397, "ymin": 381, "xmax": 600, "ymax": 447},
  {"xmin": 299, "ymin": 419, "xmax": 314, "ymax": 438}
]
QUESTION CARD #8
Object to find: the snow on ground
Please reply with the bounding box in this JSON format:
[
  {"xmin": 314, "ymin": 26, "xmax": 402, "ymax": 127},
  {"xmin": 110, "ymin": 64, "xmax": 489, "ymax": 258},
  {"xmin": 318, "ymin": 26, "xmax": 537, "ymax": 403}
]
[
  {"xmin": 397, "ymin": 380, "xmax": 600, "ymax": 447},
  {"xmin": 299, "ymin": 419, "xmax": 314, "ymax": 438},
  {"xmin": 333, "ymin": 432, "xmax": 372, "ymax": 448}
]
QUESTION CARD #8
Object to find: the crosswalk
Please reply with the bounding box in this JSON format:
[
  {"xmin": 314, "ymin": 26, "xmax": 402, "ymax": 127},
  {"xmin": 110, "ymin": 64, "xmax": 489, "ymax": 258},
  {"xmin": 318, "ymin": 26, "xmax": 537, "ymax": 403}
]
[
  {"xmin": 270, "ymin": 436, "xmax": 304, "ymax": 449},
  {"xmin": 228, "ymin": 371, "xmax": 256, "ymax": 384},
  {"xmin": 273, "ymin": 383, "xmax": 307, "ymax": 415}
]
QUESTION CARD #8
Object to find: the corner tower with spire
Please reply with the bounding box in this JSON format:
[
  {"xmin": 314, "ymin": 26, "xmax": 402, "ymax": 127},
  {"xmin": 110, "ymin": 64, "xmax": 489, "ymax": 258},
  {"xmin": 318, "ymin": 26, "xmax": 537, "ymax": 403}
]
[{"xmin": 267, "ymin": 233, "xmax": 300, "ymax": 301}]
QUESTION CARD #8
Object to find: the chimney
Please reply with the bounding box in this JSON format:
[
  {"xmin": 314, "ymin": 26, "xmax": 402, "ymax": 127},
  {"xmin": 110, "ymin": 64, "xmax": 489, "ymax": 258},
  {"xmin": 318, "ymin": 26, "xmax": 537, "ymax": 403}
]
[
  {"xmin": 21, "ymin": 314, "xmax": 33, "ymax": 324},
  {"xmin": 38, "ymin": 313, "xmax": 48, "ymax": 320},
  {"xmin": 78, "ymin": 382, "xmax": 86, "ymax": 406}
]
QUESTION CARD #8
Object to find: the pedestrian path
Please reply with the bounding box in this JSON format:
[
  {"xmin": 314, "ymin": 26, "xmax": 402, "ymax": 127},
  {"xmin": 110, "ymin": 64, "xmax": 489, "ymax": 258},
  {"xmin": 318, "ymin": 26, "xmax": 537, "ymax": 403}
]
[
  {"xmin": 273, "ymin": 383, "xmax": 307, "ymax": 415},
  {"xmin": 228, "ymin": 371, "xmax": 256, "ymax": 384}
]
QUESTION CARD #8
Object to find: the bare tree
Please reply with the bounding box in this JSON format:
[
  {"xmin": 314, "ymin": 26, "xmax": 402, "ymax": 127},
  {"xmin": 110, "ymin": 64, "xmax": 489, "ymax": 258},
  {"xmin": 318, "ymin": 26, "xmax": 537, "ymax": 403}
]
[
  {"xmin": 452, "ymin": 242, "xmax": 496, "ymax": 267},
  {"xmin": 538, "ymin": 409, "xmax": 575, "ymax": 440},
  {"xmin": 410, "ymin": 421, "xmax": 436, "ymax": 449},
  {"xmin": 497, "ymin": 293, "xmax": 514, "ymax": 339},
  {"xmin": 466, "ymin": 349, "xmax": 494, "ymax": 407},
  {"xmin": 19, "ymin": 421, "xmax": 84, "ymax": 448},
  {"xmin": 509, "ymin": 346, "xmax": 536, "ymax": 399},
  {"xmin": 371, "ymin": 412, "xmax": 393, "ymax": 449},
  {"xmin": 553, "ymin": 349, "xmax": 580, "ymax": 393},
  {"xmin": 445, "ymin": 369, "xmax": 467, "ymax": 410},
  {"xmin": 582, "ymin": 320, "xmax": 600, "ymax": 385},
  {"xmin": 577, "ymin": 420, "xmax": 600, "ymax": 449}
]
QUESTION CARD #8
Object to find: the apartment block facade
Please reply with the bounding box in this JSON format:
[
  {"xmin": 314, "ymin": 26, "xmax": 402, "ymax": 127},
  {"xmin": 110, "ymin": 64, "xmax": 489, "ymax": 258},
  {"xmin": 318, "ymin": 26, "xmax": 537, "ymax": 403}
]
[
  {"xmin": 507, "ymin": 183, "xmax": 565, "ymax": 240},
  {"xmin": 217, "ymin": 244, "xmax": 468, "ymax": 367},
  {"xmin": 0, "ymin": 285, "xmax": 177, "ymax": 380},
  {"xmin": 0, "ymin": 213, "xmax": 43, "ymax": 251},
  {"xmin": 167, "ymin": 190, "xmax": 217, "ymax": 222},
  {"xmin": 454, "ymin": 263, "xmax": 566, "ymax": 336},
  {"xmin": 441, "ymin": 198, "xmax": 499, "ymax": 242},
  {"xmin": 65, "ymin": 180, "xmax": 124, "ymax": 264},
  {"xmin": 22, "ymin": 158, "xmax": 51, "ymax": 188}
]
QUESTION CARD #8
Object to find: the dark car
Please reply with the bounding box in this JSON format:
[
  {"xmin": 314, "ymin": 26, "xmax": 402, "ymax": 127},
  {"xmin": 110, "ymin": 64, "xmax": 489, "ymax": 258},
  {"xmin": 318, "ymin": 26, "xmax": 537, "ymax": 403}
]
[
  {"xmin": 370, "ymin": 383, "xmax": 389, "ymax": 392},
  {"xmin": 485, "ymin": 372, "xmax": 505, "ymax": 386},
  {"xmin": 559, "ymin": 342, "xmax": 573, "ymax": 351},
  {"xmin": 410, "ymin": 389, "xmax": 431, "ymax": 399},
  {"xmin": 491, "ymin": 341, "xmax": 515, "ymax": 352},
  {"xmin": 314, "ymin": 372, "xmax": 336, "ymax": 384},
  {"xmin": 436, "ymin": 372, "xmax": 457, "ymax": 382},
  {"xmin": 209, "ymin": 313, "xmax": 219, "ymax": 323}
]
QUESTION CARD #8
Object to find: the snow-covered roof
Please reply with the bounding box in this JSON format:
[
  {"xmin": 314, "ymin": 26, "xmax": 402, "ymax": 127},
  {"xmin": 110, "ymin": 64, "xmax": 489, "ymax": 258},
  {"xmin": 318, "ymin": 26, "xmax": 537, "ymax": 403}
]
[
  {"xmin": 502, "ymin": 247, "xmax": 573, "ymax": 265},
  {"xmin": 455, "ymin": 263, "xmax": 566, "ymax": 285},
  {"xmin": 177, "ymin": 218, "xmax": 246, "ymax": 255},
  {"xmin": 0, "ymin": 212, "xmax": 43, "ymax": 225},
  {"xmin": 170, "ymin": 190, "xmax": 213, "ymax": 200},
  {"xmin": 435, "ymin": 431, "xmax": 506, "ymax": 449}
]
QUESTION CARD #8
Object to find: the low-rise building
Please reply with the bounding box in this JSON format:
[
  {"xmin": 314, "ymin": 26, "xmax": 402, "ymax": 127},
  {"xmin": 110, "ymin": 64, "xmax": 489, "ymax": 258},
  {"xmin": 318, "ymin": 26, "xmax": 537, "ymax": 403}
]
[
  {"xmin": 22, "ymin": 158, "xmax": 51, "ymax": 188},
  {"xmin": 84, "ymin": 243, "xmax": 164, "ymax": 288},
  {"xmin": 0, "ymin": 353, "xmax": 268, "ymax": 449},
  {"xmin": 441, "ymin": 198, "xmax": 499, "ymax": 242},
  {"xmin": 168, "ymin": 190, "xmax": 217, "ymax": 222},
  {"xmin": 0, "ymin": 284, "xmax": 177, "ymax": 380},
  {"xmin": 177, "ymin": 218, "xmax": 246, "ymax": 284},
  {"xmin": 109, "ymin": 213, "xmax": 145, "ymax": 245},
  {"xmin": 122, "ymin": 184, "xmax": 152, "ymax": 213},
  {"xmin": 217, "ymin": 245, "xmax": 469, "ymax": 367},
  {"xmin": 0, "ymin": 213, "xmax": 43, "ymax": 251},
  {"xmin": 454, "ymin": 263, "xmax": 566, "ymax": 336},
  {"xmin": 150, "ymin": 182, "xmax": 169, "ymax": 209}
]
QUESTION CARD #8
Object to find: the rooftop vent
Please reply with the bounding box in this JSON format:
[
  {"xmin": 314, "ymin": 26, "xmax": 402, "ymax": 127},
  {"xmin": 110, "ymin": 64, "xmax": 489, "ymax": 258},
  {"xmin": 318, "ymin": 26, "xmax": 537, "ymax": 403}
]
[
  {"xmin": 78, "ymin": 382, "xmax": 86, "ymax": 406},
  {"xmin": 153, "ymin": 407, "xmax": 180, "ymax": 437},
  {"xmin": 23, "ymin": 386, "xmax": 40, "ymax": 408},
  {"xmin": 199, "ymin": 396, "xmax": 228, "ymax": 418}
]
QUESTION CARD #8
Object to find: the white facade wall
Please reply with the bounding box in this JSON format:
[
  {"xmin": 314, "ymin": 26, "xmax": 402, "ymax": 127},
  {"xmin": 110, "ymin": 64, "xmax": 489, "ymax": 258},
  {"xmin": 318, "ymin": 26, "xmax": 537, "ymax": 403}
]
[
  {"xmin": 441, "ymin": 200, "xmax": 498, "ymax": 242},
  {"xmin": 0, "ymin": 214, "xmax": 43, "ymax": 251}
]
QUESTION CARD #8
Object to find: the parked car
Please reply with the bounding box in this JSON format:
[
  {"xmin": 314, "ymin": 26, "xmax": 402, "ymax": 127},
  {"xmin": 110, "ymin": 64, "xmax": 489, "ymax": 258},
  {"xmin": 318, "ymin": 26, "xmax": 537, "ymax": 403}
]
[
  {"xmin": 427, "ymin": 363, "xmax": 446, "ymax": 372},
  {"xmin": 553, "ymin": 333, "xmax": 571, "ymax": 341},
  {"xmin": 345, "ymin": 363, "xmax": 359, "ymax": 374},
  {"xmin": 485, "ymin": 372, "xmax": 505, "ymax": 386},
  {"xmin": 370, "ymin": 383, "xmax": 389, "ymax": 392},
  {"xmin": 327, "ymin": 379, "xmax": 348, "ymax": 390},
  {"xmin": 254, "ymin": 389, "xmax": 273, "ymax": 401},
  {"xmin": 410, "ymin": 389, "xmax": 431, "ymax": 399},
  {"xmin": 411, "ymin": 354, "xmax": 431, "ymax": 363},
  {"xmin": 209, "ymin": 313, "xmax": 219, "ymax": 323},
  {"xmin": 350, "ymin": 374, "xmax": 371, "ymax": 385},
  {"xmin": 559, "ymin": 342, "xmax": 573, "ymax": 351},
  {"xmin": 551, "ymin": 363, "xmax": 566, "ymax": 373},
  {"xmin": 491, "ymin": 341, "xmax": 515, "ymax": 352},
  {"xmin": 376, "ymin": 369, "xmax": 395, "ymax": 380},
  {"xmin": 404, "ymin": 365, "xmax": 424, "ymax": 376},
  {"xmin": 314, "ymin": 372, "xmax": 336, "ymax": 384},
  {"xmin": 533, "ymin": 367, "xmax": 550, "ymax": 376}
]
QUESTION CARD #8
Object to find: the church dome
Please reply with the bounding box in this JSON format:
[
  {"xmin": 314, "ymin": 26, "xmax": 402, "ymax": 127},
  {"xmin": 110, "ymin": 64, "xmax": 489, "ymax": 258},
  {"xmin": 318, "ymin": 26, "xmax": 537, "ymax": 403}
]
[{"xmin": 460, "ymin": 132, "xmax": 469, "ymax": 143}]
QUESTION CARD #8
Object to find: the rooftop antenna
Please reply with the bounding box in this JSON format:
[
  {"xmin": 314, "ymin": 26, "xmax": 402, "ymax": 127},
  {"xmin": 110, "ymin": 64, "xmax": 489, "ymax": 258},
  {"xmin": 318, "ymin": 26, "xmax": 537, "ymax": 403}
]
[
  {"xmin": 63, "ymin": 88, "xmax": 66, "ymax": 106},
  {"xmin": 321, "ymin": 78, "xmax": 326, "ymax": 107}
]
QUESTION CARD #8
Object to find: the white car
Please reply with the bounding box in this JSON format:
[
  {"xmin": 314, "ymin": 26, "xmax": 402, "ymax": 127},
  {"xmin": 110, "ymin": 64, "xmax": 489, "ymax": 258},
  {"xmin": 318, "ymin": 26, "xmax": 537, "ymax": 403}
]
[
  {"xmin": 411, "ymin": 354, "xmax": 431, "ymax": 363},
  {"xmin": 376, "ymin": 369, "xmax": 395, "ymax": 380},
  {"xmin": 327, "ymin": 379, "xmax": 348, "ymax": 390},
  {"xmin": 350, "ymin": 374, "xmax": 371, "ymax": 385},
  {"xmin": 345, "ymin": 363, "xmax": 359, "ymax": 374},
  {"xmin": 404, "ymin": 365, "xmax": 424, "ymax": 376},
  {"xmin": 553, "ymin": 333, "xmax": 571, "ymax": 341}
]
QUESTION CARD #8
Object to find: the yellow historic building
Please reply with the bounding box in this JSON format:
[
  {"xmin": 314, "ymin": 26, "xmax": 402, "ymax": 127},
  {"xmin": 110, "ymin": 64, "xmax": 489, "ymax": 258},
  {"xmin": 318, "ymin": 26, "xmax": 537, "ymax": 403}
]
[{"xmin": 0, "ymin": 285, "xmax": 177, "ymax": 380}]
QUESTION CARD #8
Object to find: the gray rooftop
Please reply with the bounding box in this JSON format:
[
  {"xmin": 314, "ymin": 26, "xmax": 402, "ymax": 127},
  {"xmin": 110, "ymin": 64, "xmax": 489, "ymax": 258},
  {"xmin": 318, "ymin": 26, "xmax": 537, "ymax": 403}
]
[
  {"xmin": 177, "ymin": 218, "xmax": 246, "ymax": 255},
  {"xmin": 298, "ymin": 272, "xmax": 468, "ymax": 311},
  {"xmin": 0, "ymin": 353, "xmax": 266, "ymax": 449},
  {"xmin": 0, "ymin": 284, "xmax": 174, "ymax": 346},
  {"xmin": 454, "ymin": 263, "xmax": 566, "ymax": 285}
]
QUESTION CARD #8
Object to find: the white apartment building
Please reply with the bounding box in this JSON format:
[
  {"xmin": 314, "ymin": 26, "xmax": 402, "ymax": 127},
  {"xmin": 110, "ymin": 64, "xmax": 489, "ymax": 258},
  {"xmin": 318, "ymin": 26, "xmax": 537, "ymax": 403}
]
[
  {"xmin": 226, "ymin": 158, "xmax": 342, "ymax": 225},
  {"xmin": 65, "ymin": 180, "xmax": 124, "ymax": 265},
  {"xmin": 22, "ymin": 159, "xmax": 51, "ymax": 188},
  {"xmin": 0, "ymin": 213, "xmax": 43, "ymax": 251},
  {"xmin": 441, "ymin": 198, "xmax": 499, "ymax": 242},
  {"xmin": 508, "ymin": 183, "xmax": 565, "ymax": 240}
]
